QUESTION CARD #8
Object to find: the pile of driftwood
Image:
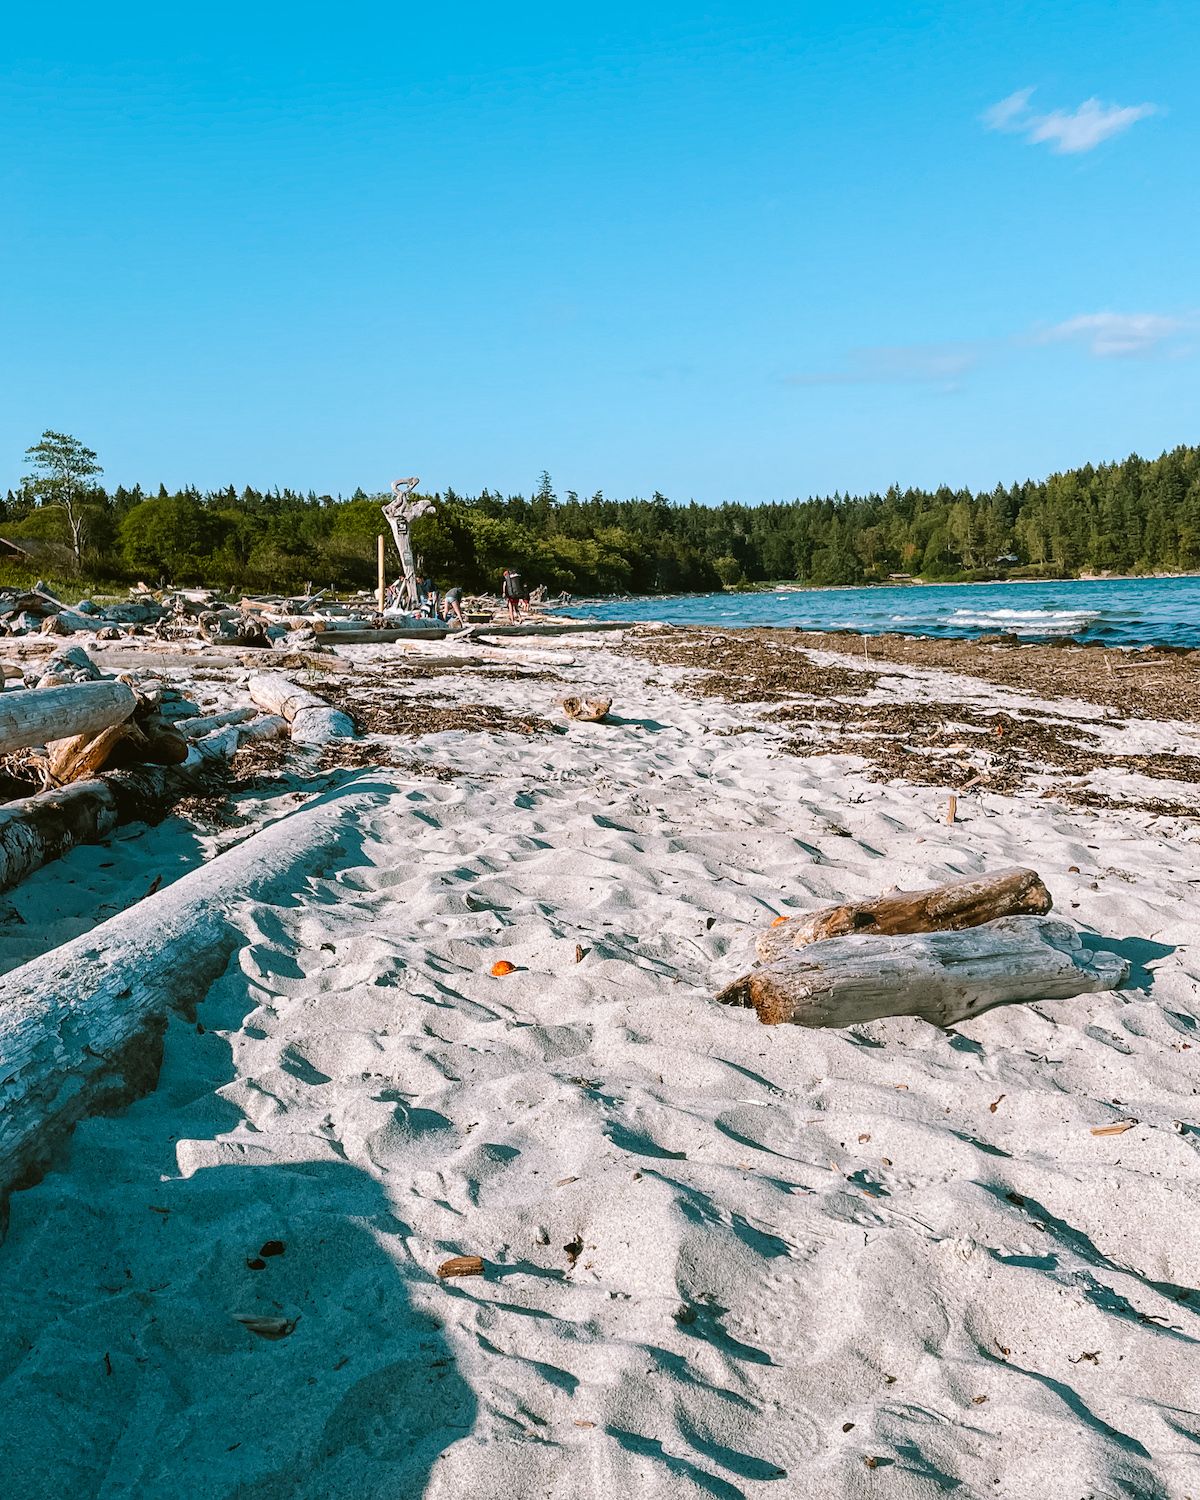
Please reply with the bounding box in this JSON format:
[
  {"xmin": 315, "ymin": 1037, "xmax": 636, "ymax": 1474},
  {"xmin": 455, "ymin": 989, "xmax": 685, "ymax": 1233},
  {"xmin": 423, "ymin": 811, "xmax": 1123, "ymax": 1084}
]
[
  {"xmin": 0, "ymin": 583, "xmax": 161, "ymax": 638},
  {"xmin": 0, "ymin": 580, "xmax": 613, "ymax": 655},
  {"xmin": 717, "ymin": 868, "xmax": 1129, "ymax": 1027},
  {"xmin": 0, "ymin": 648, "xmax": 355, "ymax": 893}
]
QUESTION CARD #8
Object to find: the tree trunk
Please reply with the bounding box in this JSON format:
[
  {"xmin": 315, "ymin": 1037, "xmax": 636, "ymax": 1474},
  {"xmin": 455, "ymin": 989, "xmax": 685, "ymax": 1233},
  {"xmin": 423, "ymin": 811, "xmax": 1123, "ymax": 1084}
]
[
  {"xmin": 0, "ymin": 681, "xmax": 135, "ymax": 755},
  {"xmin": 719, "ymin": 916, "xmax": 1129, "ymax": 1029},
  {"xmin": 756, "ymin": 867, "xmax": 1053, "ymax": 962},
  {"xmin": 0, "ymin": 781, "xmax": 396, "ymax": 1206},
  {"xmin": 247, "ymin": 672, "xmax": 355, "ymax": 745}
]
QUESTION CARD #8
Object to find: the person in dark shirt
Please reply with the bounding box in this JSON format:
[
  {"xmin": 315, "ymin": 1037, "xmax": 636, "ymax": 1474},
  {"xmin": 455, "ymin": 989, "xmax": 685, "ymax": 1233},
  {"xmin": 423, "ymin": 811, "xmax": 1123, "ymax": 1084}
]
[{"xmin": 415, "ymin": 575, "xmax": 438, "ymax": 617}]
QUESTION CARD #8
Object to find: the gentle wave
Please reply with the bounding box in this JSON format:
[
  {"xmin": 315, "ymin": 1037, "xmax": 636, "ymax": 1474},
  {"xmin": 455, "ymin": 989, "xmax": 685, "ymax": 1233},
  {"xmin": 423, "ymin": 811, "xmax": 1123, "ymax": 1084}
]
[{"xmin": 946, "ymin": 608, "xmax": 1102, "ymax": 634}]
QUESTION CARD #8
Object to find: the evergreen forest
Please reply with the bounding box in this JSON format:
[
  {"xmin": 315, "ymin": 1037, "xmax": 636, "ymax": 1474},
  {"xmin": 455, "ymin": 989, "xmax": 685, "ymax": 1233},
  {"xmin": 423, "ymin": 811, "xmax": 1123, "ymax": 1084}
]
[{"xmin": 6, "ymin": 439, "xmax": 1200, "ymax": 598}]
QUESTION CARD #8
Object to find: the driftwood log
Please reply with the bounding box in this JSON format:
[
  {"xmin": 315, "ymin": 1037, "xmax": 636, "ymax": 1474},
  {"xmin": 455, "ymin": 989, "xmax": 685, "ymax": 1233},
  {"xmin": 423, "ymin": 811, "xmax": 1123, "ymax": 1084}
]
[
  {"xmin": 0, "ymin": 759, "xmax": 208, "ymax": 893},
  {"xmin": 757, "ymin": 867, "xmax": 1053, "ymax": 962},
  {"xmin": 174, "ymin": 706, "xmax": 257, "ymax": 737},
  {"xmin": 0, "ymin": 780, "xmax": 122, "ymax": 892},
  {"xmin": 248, "ymin": 672, "xmax": 356, "ymax": 745},
  {"xmin": 561, "ymin": 696, "xmax": 612, "ymax": 723},
  {"xmin": 0, "ymin": 681, "xmax": 136, "ymax": 755},
  {"xmin": 192, "ymin": 714, "xmax": 287, "ymax": 761},
  {"xmin": 45, "ymin": 717, "xmax": 190, "ymax": 786},
  {"xmin": 718, "ymin": 916, "xmax": 1129, "ymax": 1028},
  {"xmin": 45, "ymin": 720, "xmax": 140, "ymax": 785},
  {"xmin": 0, "ymin": 780, "xmax": 396, "ymax": 1206}
]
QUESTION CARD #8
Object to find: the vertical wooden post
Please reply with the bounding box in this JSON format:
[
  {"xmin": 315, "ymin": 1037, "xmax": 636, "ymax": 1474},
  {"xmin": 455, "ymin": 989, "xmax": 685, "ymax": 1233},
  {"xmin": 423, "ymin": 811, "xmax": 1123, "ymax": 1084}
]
[{"xmin": 377, "ymin": 534, "xmax": 386, "ymax": 612}]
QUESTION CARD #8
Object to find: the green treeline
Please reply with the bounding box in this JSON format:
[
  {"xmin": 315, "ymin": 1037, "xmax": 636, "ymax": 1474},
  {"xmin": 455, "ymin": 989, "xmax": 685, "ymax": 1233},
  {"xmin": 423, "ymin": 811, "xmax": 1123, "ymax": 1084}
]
[{"xmin": 5, "ymin": 446, "xmax": 1200, "ymax": 597}]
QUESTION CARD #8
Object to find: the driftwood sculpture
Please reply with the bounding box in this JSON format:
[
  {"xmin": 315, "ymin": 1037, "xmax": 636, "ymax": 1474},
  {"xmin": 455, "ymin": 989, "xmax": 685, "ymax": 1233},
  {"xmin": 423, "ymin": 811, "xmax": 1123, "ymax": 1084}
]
[
  {"xmin": 718, "ymin": 916, "xmax": 1129, "ymax": 1028},
  {"xmin": 757, "ymin": 867, "xmax": 1052, "ymax": 962},
  {"xmin": 381, "ymin": 477, "xmax": 434, "ymax": 609},
  {"xmin": 560, "ymin": 696, "xmax": 611, "ymax": 723},
  {"xmin": 247, "ymin": 672, "xmax": 355, "ymax": 745}
]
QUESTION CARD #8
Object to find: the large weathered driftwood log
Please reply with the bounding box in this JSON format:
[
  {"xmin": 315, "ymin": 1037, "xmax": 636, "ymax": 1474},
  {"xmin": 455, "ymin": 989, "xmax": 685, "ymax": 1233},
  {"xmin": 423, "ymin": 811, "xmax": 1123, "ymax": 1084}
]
[
  {"xmin": 719, "ymin": 916, "xmax": 1129, "ymax": 1028},
  {"xmin": 0, "ymin": 751, "xmax": 229, "ymax": 893},
  {"xmin": 0, "ymin": 779, "xmax": 121, "ymax": 892},
  {"xmin": 0, "ymin": 680, "xmax": 136, "ymax": 755},
  {"xmin": 0, "ymin": 780, "xmax": 396, "ymax": 1206},
  {"xmin": 247, "ymin": 672, "xmax": 356, "ymax": 745},
  {"xmin": 757, "ymin": 867, "xmax": 1053, "ymax": 962}
]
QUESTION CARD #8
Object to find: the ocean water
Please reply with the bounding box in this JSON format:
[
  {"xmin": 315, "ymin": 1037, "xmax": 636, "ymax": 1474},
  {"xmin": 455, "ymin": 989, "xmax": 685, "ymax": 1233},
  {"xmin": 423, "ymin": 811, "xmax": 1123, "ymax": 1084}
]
[{"xmin": 565, "ymin": 576, "xmax": 1200, "ymax": 649}]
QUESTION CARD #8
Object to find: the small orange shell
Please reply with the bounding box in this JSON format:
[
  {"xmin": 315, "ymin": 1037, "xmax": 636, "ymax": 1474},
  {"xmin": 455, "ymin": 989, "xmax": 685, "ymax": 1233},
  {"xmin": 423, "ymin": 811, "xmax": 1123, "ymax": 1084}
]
[
  {"xmin": 490, "ymin": 960, "xmax": 517, "ymax": 977},
  {"xmin": 770, "ymin": 915, "xmax": 789, "ymax": 927}
]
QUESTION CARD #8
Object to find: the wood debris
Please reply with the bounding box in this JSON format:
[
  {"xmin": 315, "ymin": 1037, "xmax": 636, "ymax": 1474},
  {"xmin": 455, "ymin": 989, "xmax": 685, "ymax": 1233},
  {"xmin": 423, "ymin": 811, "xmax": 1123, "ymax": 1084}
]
[{"xmin": 436, "ymin": 1255, "xmax": 485, "ymax": 1279}]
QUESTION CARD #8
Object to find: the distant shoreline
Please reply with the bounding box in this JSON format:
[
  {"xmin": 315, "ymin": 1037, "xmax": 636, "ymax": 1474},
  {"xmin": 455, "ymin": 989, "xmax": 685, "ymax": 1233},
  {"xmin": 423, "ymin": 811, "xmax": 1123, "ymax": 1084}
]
[{"xmin": 734, "ymin": 571, "xmax": 1200, "ymax": 593}]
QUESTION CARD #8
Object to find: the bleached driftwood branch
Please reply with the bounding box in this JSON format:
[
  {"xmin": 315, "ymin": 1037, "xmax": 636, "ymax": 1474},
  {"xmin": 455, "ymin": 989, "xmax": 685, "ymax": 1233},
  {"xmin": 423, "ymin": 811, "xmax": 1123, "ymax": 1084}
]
[
  {"xmin": 0, "ymin": 780, "xmax": 395, "ymax": 1205},
  {"xmin": 248, "ymin": 672, "xmax": 356, "ymax": 745},
  {"xmin": 757, "ymin": 867, "xmax": 1052, "ymax": 962},
  {"xmin": 173, "ymin": 706, "xmax": 257, "ymax": 737},
  {"xmin": 0, "ymin": 681, "xmax": 135, "ymax": 755},
  {"xmin": 719, "ymin": 916, "xmax": 1128, "ymax": 1028}
]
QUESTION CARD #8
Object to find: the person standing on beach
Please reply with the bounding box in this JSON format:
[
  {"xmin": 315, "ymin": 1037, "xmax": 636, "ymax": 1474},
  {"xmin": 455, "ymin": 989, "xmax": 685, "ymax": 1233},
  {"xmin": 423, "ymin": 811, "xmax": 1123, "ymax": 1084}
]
[{"xmin": 501, "ymin": 568, "xmax": 523, "ymax": 623}]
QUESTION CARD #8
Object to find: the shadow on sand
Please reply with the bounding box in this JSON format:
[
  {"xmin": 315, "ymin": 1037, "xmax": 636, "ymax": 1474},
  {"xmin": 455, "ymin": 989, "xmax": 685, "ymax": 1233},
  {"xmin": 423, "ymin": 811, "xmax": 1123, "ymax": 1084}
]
[{"xmin": 0, "ymin": 792, "xmax": 477, "ymax": 1498}]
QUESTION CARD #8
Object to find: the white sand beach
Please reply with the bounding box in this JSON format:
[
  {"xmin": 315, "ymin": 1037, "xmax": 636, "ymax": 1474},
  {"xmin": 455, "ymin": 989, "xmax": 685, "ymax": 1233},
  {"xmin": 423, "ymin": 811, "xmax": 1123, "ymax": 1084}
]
[{"xmin": 1, "ymin": 629, "xmax": 1198, "ymax": 1499}]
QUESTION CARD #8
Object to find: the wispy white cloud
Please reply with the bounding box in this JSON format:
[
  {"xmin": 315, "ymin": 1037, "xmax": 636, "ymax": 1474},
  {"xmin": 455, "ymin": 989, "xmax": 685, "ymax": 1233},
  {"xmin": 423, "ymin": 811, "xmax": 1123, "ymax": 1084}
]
[
  {"xmin": 783, "ymin": 342, "xmax": 981, "ymax": 388},
  {"xmin": 785, "ymin": 312, "xmax": 1194, "ymax": 392},
  {"xmin": 983, "ymin": 87, "xmax": 1158, "ymax": 153},
  {"xmin": 982, "ymin": 88, "xmax": 1036, "ymax": 134},
  {"xmin": 1033, "ymin": 311, "xmax": 1188, "ymax": 357}
]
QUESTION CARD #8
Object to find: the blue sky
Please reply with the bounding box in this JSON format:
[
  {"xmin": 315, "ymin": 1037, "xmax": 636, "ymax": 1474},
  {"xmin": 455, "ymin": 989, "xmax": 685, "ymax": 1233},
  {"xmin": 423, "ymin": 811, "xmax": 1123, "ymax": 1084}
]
[{"xmin": 0, "ymin": 1, "xmax": 1194, "ymax": 502}]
